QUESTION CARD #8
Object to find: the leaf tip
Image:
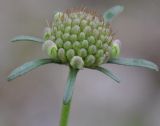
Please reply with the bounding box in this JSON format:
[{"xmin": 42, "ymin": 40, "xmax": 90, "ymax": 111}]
[
  {"xmin": 116, "ymin": 5, "xmax": 124, "ymax": 11},
  {"xmin": 116, "ymin": 78, "xmax": 121, "ymax": 83},
  {"xmin": 7, "ymin": 75, "xmax": 13, "ymax": 81},
  {"xmin": 10, "ymin": 38, "xmax": 16, "ymax": 42},
  {"xmin": 155, "ymin": 66, "xmax": 159, "ymax": 71}
]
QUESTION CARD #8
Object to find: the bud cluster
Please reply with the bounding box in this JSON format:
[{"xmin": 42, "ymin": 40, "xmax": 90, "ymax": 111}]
[{"xmin": 43, "ymin": 8, "xmax": 120, "ymax": 69}]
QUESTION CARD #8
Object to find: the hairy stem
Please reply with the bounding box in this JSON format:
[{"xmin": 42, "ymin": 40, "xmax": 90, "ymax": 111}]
[{"xmin": 59, "ymin": 67, "xmax": 78, "ymax": 126}]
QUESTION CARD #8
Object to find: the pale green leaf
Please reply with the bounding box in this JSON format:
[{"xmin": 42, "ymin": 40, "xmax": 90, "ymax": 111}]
[
  {"xmin": 8, "ymin": 59, "xmax": 54, "ymax": 81},
  {"xmin": 10, "ymin": 35, "xmax": 44, "ymax": 43},
  {"xmin": 96, "ymin": 66, "xmax": 120, "ymax": 83},
  {"xmin": 63, "ymin": 67, "xmax": 79, "ymax": 104},
  {"xmin": 108, "ymin": 58, "xmax": 159, "ymax": 71},
  {"xmin": 103, "ymin": 5, "xmax": 124, "ymax": 22}
]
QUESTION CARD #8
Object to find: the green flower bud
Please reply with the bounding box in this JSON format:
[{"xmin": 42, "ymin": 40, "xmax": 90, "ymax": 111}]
[
  {"xmin": 96, "ymin": 49, "xmax": 104, "ymax": 58},
  {"xmin": 83, "ymin": 26, "xmax": 91, "ymax": 35},
  {"xmin": 70, "ymin": 56, "xmax": 84, "ymax": 69},
  {"xmin": 66, "ymin": 49, "xmax": 75, "ymax": 60},
  {"xmin": 64, "ymin": 26, "xmax": 71, "ymax": 33},
  {"xmin": 88, "ymin": 45, "xmax": 97, "ymax": 54},
  {"xmin": 85, "ymin": 55, "xmax": 95, "ymax": 66},
  {"xmin": 44, "ymin": 27, "xmax": 52, "ymax": 40},
  {"xmin": 80, "ymin": 20, "xmax": 88, "ymax": 28},
  {"xmin": 70, "ymin": 34, "xmax": 77, "ymax": 42},
  {"xmin": 58, "ymin": 24, "xmax": 65, "ymax": 32},
  {"xmin": 64, "ymin": 41, "xmax": 72, "ymax": 50},
  {"xmin": 96, "ymin": 40, "xmax": 103, "ymax": 48},
  {"xmin": 42, "ymin": 40, "xmax": 57, "ymax": 53},
  {"xmin": 55, "ymin": 38, "xmax": 63, "ymax": 48},
  {"xmin": 103, "ymin": 43, "xmax": 109, "ymax": 51},
  {"xmin": 88, "ymin": 36, "xmax": 95, "ymax": 44},
  {"xmin": 50, "ymin": 35, "xmax": 56, "ymax": 41},
  {"xmin": 73, "ymin": 41, "xmax": 81, "ymax": 50},
  {"xmin": 111, "ymin": 39, "xmax": 121, "ymax": 58},
  {"xmin": 48, "ymin": 46, "xmax": 58, "ymax": 59},
  {"xmin": 58, "ymin": 48, "xmax": 67, "ymax": 62},
  {"xmin": 62, "ymin": 33, "xmax": 70, "ymax": 41},
  {"xmin": 100, "ymin": 35, "xmax": 105, "ymax": 42},
  {"xmin": 96, "ymin": 56, "xmax": 105, "ymax": 65},
  {"xmin": 78, "ymin": 48, "xmax": 87, "ymax": 58},
  {"xmin": 89, "ymin": 21, "xmax": 97, "ymax": 28},
  {"xmin": 78, "ymin": 32, "xmax": 86, "ymax": 41},
  {"xmin": 56, "ymin": 31, "xmax": 63, "ymax": 38},
  {"xmin": 81, "ymin": 40, "xmax": 88, "ymax": 48},
  {"xmin": 71, "ymin": 25, "xmax": 80, "ymax": 34},
  {"xmin": 42, "ymin": 40, "xmax": 57, "ymax": 59},
  {"xmin": 64, "ymin": 18, "xmax": 72, "ymax": 26}
]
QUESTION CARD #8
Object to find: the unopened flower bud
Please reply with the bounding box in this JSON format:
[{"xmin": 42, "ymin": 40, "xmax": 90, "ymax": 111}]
[
  {"xmin": 44, "ymin": 27, "xmax": 52, "ymax": 40},
  {"xmin": 70, "ymin": 56, "xmax": 84, "ymax": 69},
  {"xmin": 111, "ymin": 39, "xmax": 121, "ymax": 58},
  {"xmin": 78, "ymin": 32, "xmax": 86, "ymax": 41},
  {"xmin": 81, "ymin": 40, "xmax": 88, "ymax": 48},
  {"xmin": 64, "ymin": 26, "xmax": 71, "ymax": 33},
  {"xmin": 96, "ymin": 40, "xmax": 103, "ymax": 48},
  {"xmin": 78, "ymin": 48, "xmax": 87, "ymax": 58},
  {"xmin": 58, "ymin": 48, "xmax": 67, "ymax": 62},
  {"xmin": 88, "ymin": 36, "xmax": 95, "ymax": 44},
  {"xmin": 62, "ymin": 33, "xmax": 70, "ymax": 41},
  {"xmin": 64, "ymin": 41, "xmax": 72, "ymax": 50},
  {"xmin": 70, "ymin": 34, "xmax": 77, "ymax": 42},
  {"xmin": 73, "ymin": 41, "xmax": 81, "ymax": 50},
  {"xmin": 88, "ymin": 45, "xmax": 97, "ymax": 54},
  {"xmin": 85, "ymin": 55, "xmax": 95, "ymax": 66},
  {"xmin": 71, "ymin": 25, "xmax": 80, "ymax": 34},
  {"xmin": 42, "ymin": 40, "xmax": 57, "ymax": 59},
  {"xmin": 80, "ymin": 20, "xmax": 88, "ymax": 28},
  {"xmin": 55, "ymin": 38, "xmax": 63, "ymax": 48},
  {"xmin": 66, "ymin": 49, "xmax": 75, "ymax": 60},
  {"xmin": 83, "ymin": 26, "xmax": 91, "ymax": 35}
]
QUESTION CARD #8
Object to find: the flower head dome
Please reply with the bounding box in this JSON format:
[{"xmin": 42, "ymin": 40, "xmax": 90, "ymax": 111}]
[{"xmin": 43, "ymin": 7, "xmax": 115, "ymax": 69}]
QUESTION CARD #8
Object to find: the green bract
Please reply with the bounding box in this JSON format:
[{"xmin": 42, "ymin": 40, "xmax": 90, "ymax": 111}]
[{"xmin": 43, "ymin": 8, "xmax": 115, "ymax": 69}]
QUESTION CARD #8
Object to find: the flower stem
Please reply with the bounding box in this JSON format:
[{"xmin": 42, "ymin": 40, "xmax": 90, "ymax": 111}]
[
  {"xmin": 59, "ymin": 67, "xmax": 78, "ymax": 126},
  {"xmin": 59, "ymin": 101, "xmax": 71, "ymax": 126}
]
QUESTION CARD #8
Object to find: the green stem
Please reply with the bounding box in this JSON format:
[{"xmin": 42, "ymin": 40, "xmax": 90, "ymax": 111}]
[
  {"xmin": 59, "ymin": 101, "xmax": 71, "ymax": 126},
  {"xmin": 59, "ymin": 67, "xmax": 78, "ymax": 126}
]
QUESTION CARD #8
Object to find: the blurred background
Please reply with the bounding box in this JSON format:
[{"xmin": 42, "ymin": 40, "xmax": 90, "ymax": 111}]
[{"xmin": 0, "ymin": 0, "xmax": 160, "ymax": 126}]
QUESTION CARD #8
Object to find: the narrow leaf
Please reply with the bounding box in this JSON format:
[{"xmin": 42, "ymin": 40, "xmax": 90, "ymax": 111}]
[
  {"xmin": 108, "ymin": 58, "xmax": 159, "ymax": 71},
  {"xmin": 8, "ymin": 59, "xmax": 54, "ymax": 81},
  {"xmin": 96, "ymin": 66, "xmax": 120, "ymax": 83},
  {"xmin": 63, "ymin": 67, "xmax": 79, "ymax": 104},
  {"xmin": 10, "ymin": 35, "xmax": 44, "ymax": 43},
  {"xmin": 103, "ymin": 5, "xmax": 124, "ymax": 22}
]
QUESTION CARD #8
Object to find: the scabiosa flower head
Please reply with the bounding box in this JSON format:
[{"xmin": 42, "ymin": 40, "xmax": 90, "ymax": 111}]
[
  {"xmin": 8, "ymin": 5, "xmax": 159, "ymax": 126},
  {"xmin": 43, "ymin": 7, "xmax": 116, "ymax": 69}
]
